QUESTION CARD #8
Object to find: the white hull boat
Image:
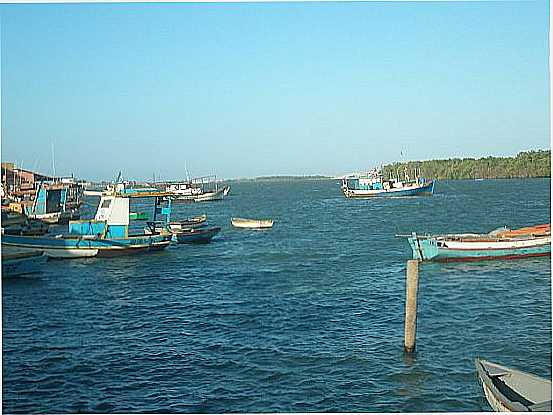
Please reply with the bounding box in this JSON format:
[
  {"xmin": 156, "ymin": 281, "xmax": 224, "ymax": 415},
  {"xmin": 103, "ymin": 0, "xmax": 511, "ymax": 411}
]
[{"xmin": 231, "ymin": 217, "xmax": 274, "ymax": 229}]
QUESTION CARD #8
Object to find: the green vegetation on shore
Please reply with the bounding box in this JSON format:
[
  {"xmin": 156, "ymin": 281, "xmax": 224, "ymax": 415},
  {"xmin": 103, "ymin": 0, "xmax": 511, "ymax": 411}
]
[{"xmin": 382, "ymin": 150, "xmax": 551, "ymax": 180}]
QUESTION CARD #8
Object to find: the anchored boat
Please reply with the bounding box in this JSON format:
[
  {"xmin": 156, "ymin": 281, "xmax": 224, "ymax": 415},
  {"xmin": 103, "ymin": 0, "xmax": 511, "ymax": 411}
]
[
  {"xmin": 25, "ymin": 181, "xmax": 81, "ymax": 224},
  {"xmin": 341, "ymin": 168, "xmax": 434, "ymax": 198},
  {"xmin": 164, "ymin": 175, "xmax": 230, "ymax": 202},
  {"xmin": 144, "ymin": 214, "xmax": 208, "ymax": 235},
  {"xmin": 407, "ymin": 224, "xmax": 551, "ymax": 262},
  {"xmin": 2, "ymin": 191, "xmax": 174, "ymax": 258},
  {"xmin": 2, "ymin": 245, "xmax": 47, "ymax": 276},
  {"xmin": 475, "ymin": 358, "xmax": 551, "ymax": 412},
  {"xmin": 231, "ymin": 217, "xmax": 274, "ymax": 229},
  {"xmin": 175, "ymin": 226, "xmax": 221, "ymax": 244}
]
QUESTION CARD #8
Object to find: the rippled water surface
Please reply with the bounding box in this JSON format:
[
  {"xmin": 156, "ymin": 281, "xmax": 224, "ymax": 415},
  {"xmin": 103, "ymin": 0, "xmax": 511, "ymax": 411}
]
[{"xmin": 3, "ymin": 178, "xmax": 551, "ymax": 413}]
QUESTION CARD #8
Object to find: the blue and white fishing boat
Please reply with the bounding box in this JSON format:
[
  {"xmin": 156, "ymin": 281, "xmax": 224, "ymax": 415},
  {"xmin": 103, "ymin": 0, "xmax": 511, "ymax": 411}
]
[
  {"xmin": 2, "ymin": 190, "xmax": 174, "ymax": 259},
  {"xmin": 341, "ymin": 168, "xmax": 434, "ymax": 198},
  {"xmin": 26, "ymin": 181, "xmax": 80, "ymax": 224},
  {"xmin": 407, "ymin": 224, "xmax": 551, "ymax": 262}
]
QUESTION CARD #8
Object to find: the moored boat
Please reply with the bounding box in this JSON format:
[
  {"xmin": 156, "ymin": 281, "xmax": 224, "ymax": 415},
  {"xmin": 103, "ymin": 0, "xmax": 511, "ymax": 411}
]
[
  {"xmin": 231, "ymin": 217, "xmax": 274, "ymax": 229},
  {"xmin": 475, "ymin": 358, "xmax": 552, "ymax": 412},
  {"xmin": 144, "ymin": 214, "xmax": 208, "ymax": 235},
  {"xmin": 26, "ymin": 181, "xmax": 81, "ymax": 224},
  {"xmin": 341, "ymin": 168, "xmax": 434, "ymax": 198},
  {"xmin": 175, "ymin": 226, "xmax": 221, "ymax": 244},
  {"xmin": 168, "ymin": 214, "xmax": 207, "ymax": 231},
  {"xmin": 407, "ymin": 224, "xmax": 551, "ymax": 262},
  {"xmin": 164, "ymin": 176, "xmax": 230, "ymax": 202},
  {"xmin": 2, "ymin": 245, "xmax": 47, "ymax": 276},
  {"xmin": 2, "ymin": 191, "xmax": 174, "ymax": 258}
]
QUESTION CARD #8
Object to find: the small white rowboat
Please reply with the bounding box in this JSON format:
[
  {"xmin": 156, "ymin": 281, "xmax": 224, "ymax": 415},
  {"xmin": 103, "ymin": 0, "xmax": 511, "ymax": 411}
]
[{"xmin": 231, "ymin": 217, "xmax": 274, "ymax": 229}]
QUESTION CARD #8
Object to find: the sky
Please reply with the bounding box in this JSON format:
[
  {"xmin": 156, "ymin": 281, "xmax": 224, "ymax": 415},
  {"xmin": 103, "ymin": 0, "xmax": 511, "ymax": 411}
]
[{"xmin": 0, "ymin": 1, "xmax": 550, "ymax": 181}]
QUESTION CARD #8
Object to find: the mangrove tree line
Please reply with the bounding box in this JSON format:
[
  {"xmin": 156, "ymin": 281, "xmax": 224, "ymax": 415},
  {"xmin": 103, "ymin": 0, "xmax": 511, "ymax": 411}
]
[{"xmin": 382, "ymin": 150, "xmax": 551, "ymax": 180}]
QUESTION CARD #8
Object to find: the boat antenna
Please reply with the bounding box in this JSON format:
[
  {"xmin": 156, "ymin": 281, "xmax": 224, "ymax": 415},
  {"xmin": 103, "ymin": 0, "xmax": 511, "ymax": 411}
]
[
  {"xmin": 51, "ymin": 141, "xmax": 56, "ymax": 179},
  {"xmin": 185, "ymin": 162, "xmax": 190, "ymax": 182}
]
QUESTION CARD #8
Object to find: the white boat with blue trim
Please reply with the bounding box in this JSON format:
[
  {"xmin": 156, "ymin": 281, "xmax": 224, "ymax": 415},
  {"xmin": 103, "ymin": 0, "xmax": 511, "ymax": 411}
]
[
  {"xmin": 341, "ymin": 168, "xmax": 434, "ymax": 198},
  {"xmin": 407, "ymin": 224, "xmax": 551, "ymax": 262}
]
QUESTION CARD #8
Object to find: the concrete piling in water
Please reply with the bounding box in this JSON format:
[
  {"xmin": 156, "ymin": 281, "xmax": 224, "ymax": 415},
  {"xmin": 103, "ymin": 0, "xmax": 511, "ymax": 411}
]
[{"xmin": 404, "ymin": 259, "xmax": 420, "ymax": 354}]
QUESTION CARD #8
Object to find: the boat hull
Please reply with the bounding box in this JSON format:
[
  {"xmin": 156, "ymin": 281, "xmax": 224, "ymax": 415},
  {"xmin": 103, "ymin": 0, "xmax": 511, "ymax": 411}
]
[
  {"xmin": 343, "ymin": 181, "xmax": 434, "ymax": 198},
  {"xmin": 475, "ymin": 358, "xmax": 552, "ymax": 412},
  {"xmin": 231, "ymin": 218, "xmax": 274, "ymax": 229},
  {"xmin": 2, "ymin": 247, "xmax": 47, "ymax": 276},
  {"xmin": 172, "ymin": 188, "xmax": 226, "ymax": 202},
  {"xmin": 175, "ymin": 227, "xmax": 221, "ymax": 244},
  {"xmin": 2, "ymin": 233, "xmax": 172, "ymax": 259},
  {"xmin": 408, "ymin": 235, "xmax": 551, "ymax": 262}
]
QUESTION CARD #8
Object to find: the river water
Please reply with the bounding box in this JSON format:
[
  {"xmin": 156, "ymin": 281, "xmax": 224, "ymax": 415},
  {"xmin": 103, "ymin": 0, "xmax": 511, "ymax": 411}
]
[{"xmin": 2, "ymin": 178, "xmax": 551, "ymax": 412}]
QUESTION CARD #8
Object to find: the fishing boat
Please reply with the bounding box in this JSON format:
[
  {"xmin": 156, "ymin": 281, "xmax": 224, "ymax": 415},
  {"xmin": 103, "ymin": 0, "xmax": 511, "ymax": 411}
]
[
  {"xmin": 407, "ymin": 224, "xmax": 551, "ymax": 262},
  {"xmin": 174, "ymin": 226, "xmax": 221, "ymax": 244},
  {"xmin": 25, "ymin": 181, "xmax": 80, "ymax": 224},
  {"xmin": 2, "ymin": 191, "xmax": 174, "ymax": 258},
  {"xmin": 164, "ymin": 175, "xmax": 230, "ymax": 202},
  {"xmin": 475, "ymin": 358, "xmax": 552, "ymax": 412},
  {"xmin": 2, "ymin": 245, "xmax": 47, "ymax": 276},
  {"xmin": 231, "ymin": 217, "xmax": 274, "ymax": 229},
  {"xmin": 341, "ymin": 168, "xmax": 434, "ymax": 198}
]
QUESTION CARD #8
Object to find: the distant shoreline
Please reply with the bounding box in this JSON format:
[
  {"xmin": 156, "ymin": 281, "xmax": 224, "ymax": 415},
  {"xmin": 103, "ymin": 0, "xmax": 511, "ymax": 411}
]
[
  {"xmin": 227, "ymin": 175, "xmax": 334, "ymax": 183},
  {"xmin": 224, "ymin": 176, "xmax": 551, "ymax": 184}
]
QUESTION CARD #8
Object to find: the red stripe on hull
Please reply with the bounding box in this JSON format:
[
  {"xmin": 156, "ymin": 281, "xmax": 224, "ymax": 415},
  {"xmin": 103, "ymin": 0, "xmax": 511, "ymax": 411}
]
[
  {"xmin": 436, "ymin": 252, "xmax": 551, "ymax": 263},
  {"xmin": 95, "ymin": 242, "xmax": 171, "ymax": 257},
  {"xmin": 441, "ymin": 243, "xmax": 550, "ymax": 251}
]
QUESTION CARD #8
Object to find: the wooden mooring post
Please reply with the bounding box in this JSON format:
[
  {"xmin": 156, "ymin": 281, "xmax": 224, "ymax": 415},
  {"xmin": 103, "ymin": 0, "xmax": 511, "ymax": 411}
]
[{"xmin": 404, "ymin": 259, "xmax": 420, "ymax": 354}]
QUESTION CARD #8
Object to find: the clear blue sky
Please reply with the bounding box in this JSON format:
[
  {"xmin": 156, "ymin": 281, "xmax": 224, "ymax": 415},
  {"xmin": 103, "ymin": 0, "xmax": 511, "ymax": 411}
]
[{"xmin": 1, "ymin": 1, "xmax": 550, "ymax": 180}]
